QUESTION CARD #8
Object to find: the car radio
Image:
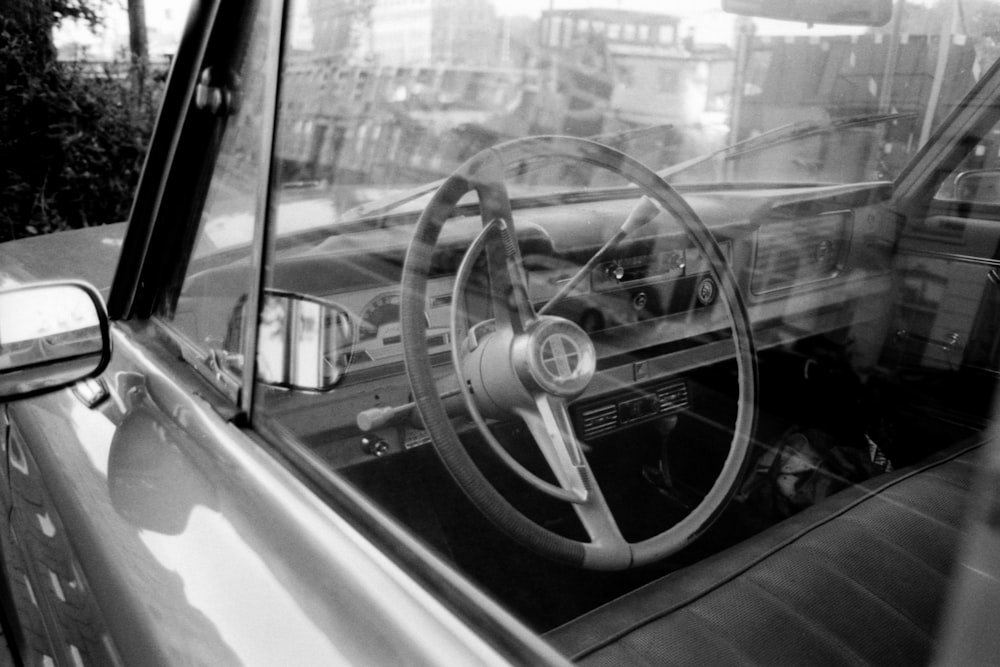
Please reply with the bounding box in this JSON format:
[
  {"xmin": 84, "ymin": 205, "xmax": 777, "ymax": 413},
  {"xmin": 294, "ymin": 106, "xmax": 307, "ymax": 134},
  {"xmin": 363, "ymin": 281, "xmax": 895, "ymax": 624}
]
[{"xmin": 572, "ymin": 378, "xmax": 689, "ymax": 441}]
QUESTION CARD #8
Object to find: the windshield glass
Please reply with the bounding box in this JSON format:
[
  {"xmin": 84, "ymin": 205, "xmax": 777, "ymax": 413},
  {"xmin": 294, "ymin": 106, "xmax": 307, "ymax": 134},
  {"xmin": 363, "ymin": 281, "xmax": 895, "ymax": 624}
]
[
  {"xmin": 203, "ymin": 0, "xmax": 1000, "ymax": 659},
  {"xmin": 260, "ymin": 0, "xmax": 1000, "ymax": 230}
]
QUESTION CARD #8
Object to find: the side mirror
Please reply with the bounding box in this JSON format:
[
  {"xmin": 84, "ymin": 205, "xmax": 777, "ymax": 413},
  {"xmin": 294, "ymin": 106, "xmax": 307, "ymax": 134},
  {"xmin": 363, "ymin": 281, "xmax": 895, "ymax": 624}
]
[
  {"xmin": 955, "ymin": 169, "xmax": 1000, "ymax": 204},
  {"xmin": 255, "ymin": 290, "xmax": 355, "ymax": 391},
  {"xmin": 722, "ymin": 0, "xmax": 892, "ymax": 26},
  {"xmin": 0, "ymin": 281, "xmax": 111, "ymax": 401}
]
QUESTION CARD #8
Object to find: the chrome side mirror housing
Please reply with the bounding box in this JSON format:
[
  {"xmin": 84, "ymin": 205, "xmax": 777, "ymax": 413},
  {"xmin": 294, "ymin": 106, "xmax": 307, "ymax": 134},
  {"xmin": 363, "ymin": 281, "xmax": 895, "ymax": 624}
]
[
  {"xmin": 255, "ymin": 290, "xmax": 355, "ymax": 391},
  {"xmin": 0, "ymin": 281, "xmax": 112, "ymax": 401}
]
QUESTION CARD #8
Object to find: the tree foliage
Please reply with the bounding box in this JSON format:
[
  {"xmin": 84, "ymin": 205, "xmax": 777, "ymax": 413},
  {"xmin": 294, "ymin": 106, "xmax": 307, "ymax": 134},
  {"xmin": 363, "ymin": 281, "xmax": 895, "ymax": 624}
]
[{"xmin": 0, "ymin": 0, "xmax": 160, "ymax": 242}]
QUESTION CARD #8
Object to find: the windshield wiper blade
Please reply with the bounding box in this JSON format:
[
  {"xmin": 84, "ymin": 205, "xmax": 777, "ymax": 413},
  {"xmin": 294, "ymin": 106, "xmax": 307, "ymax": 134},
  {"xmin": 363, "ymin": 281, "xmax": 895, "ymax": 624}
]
[
  {"xmin": 658, "ymin": 121, "xmax": 799, "ymax": 179},
  {"xmin": 727, "ymin": 112, "xmax": 915, "ymax": 158},
  {"xmin": 659, "ymin": 112, "xmax": 914, "ymax": 179},
  {"xmin": 344, "ymin": 114, "xmax": 911, "ymax": 220},
  {"xmin": 341, "ymin": 123, "xmax": 675, "ymax": 221}
]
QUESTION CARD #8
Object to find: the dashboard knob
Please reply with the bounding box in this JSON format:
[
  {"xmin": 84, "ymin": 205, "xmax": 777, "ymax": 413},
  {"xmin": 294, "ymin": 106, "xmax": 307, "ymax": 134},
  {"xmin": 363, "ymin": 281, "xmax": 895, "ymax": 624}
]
[
  {"xmin": 361, "ymin": 436, "xmax": 390, "ymax": 457},
  {"xmin": 606, "ymin": 263, "xmax": 625, "ymax": 281},
  {"xmin": 696, "ymin": 277, "xmax": 716, "ymax": 305},
  {"xmin": 668, "ymin": 251, "xmax": 685, "ymax": 271}
]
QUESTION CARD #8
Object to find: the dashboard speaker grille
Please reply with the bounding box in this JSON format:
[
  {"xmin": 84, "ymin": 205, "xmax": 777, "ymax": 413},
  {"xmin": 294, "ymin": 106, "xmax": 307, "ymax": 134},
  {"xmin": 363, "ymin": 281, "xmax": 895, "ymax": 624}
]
[
  {"xmin": 574, "ymin": 378, "xmax": 688, "ymax": 441},
  {"xmin": 752, "ymin": 211, "xmax": 851, "ymax": 294}
]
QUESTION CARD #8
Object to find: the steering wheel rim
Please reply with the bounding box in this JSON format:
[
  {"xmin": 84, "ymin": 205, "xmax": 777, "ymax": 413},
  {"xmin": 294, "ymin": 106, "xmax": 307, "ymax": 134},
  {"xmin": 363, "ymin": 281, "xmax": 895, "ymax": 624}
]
[{"xmin": 401, "ymin": 136, "xmax": 757, "ymax": 570}]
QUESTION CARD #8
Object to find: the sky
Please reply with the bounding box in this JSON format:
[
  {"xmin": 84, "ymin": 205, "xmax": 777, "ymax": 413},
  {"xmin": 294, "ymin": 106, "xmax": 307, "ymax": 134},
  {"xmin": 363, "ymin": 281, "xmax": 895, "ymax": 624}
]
[
  {"xmin": 498, "ymin": 0, "xmax": 871, "ymax": 43},
  {"xmin": 55, "ymin": 0, "xmax": 194, "ymax": 60},
  {"xmin": 55, "ymin": 0, "xmax": 872, "ymax": 61}
]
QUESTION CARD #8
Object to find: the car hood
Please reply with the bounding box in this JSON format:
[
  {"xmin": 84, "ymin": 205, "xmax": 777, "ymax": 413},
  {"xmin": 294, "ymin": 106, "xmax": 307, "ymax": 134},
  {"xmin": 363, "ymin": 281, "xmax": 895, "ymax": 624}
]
[{"xmin": 0, "ymin": 222, "xmax": 127, "ymax": 295}]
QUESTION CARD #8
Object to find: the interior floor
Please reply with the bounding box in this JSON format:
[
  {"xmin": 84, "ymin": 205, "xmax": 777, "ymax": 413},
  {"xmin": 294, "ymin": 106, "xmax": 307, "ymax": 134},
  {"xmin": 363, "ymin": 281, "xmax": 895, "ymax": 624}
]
[{"xmin": 341, "ymin": 330, "xmax": 987, "ymax": 632}]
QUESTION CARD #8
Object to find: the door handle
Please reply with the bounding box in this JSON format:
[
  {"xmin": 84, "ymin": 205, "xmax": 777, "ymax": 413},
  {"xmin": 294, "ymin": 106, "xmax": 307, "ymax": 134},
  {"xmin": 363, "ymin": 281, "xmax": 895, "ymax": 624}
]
[
  {"xmin": 895, "ymin": 329, "xmax": 960, "ymax": 352},
  {"xmin": 987, "ymin": 268, "xmax": 1000, "ymax": 290}
]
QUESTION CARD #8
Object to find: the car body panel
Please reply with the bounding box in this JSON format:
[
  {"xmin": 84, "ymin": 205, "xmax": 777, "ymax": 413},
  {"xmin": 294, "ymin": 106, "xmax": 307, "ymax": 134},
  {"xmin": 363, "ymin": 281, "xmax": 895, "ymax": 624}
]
[
  {"xmin": 0, "ymin": 224, "xmax": 126, "ymax": 291},
  {"xmin": 2, "ymin": 322, "xmax": 542, "ymax": 665}
]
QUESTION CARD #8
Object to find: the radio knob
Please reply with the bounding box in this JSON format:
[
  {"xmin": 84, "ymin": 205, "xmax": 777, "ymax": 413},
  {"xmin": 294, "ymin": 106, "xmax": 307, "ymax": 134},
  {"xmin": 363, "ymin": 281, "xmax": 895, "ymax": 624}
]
[
  {"xmin": 696, "ymin": 277, "xmax": 716, "ymax": 305},
  {"xmin": 361, "ymin": 435, "xmax": 390, "ymax": 457},
  {"xmin": 668, "ymin": 251, "xmax": 685, "ymax": 271},
  {"xmin": 606, "ymin": 263, "xmax": 625, "ymax": 281}
]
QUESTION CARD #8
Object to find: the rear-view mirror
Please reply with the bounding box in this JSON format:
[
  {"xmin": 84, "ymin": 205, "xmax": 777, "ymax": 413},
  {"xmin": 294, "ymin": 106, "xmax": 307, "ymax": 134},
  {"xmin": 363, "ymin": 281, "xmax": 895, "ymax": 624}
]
[
  {"xmin": 0, "ymin": 281, "xmax": 111, "ymax": 401},
  {"xmin": 722, "ymin": 0, "xmax": 893, "ymax": 26}
]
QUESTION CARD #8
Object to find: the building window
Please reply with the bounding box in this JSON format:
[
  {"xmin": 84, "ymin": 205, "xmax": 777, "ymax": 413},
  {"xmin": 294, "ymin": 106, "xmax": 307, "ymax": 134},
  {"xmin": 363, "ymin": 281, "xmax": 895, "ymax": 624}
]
[
  {"xmin": 548, "ymin": 17, "xmax": 562, "ymax": 48},
  {"xmin": 658, "ymin": 67, "xmax": 680, "ymax": 93}
]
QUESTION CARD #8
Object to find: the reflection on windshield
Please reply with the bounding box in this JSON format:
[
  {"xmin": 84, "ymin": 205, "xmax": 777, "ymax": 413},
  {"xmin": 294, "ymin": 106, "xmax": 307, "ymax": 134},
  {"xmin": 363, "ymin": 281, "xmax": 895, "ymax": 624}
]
[{"xmin": 259, "ymin": 1, "xmax": 1000, "ymax": 235}]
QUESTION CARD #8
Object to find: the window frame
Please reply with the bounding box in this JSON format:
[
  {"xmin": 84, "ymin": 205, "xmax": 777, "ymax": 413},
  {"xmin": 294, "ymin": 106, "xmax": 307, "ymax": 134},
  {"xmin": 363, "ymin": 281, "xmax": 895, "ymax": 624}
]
[
  {"xmin": 109, "ymin": 0, "xmax": 286, "ymax": 417},
  {"xmin": 105, "ymin": 2, "xmax": 563, "ymax": 661}
]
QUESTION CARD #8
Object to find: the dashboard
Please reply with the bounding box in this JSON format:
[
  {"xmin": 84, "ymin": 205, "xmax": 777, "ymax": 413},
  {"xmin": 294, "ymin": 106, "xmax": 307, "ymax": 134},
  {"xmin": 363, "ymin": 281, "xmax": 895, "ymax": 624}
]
[
  {"xmin": 189, "ymin": 181, "xmax": 896, "ymax": 468},
  {"xmin": 321, "ymin": 239, "xmax": 733, "ymax": 376}
]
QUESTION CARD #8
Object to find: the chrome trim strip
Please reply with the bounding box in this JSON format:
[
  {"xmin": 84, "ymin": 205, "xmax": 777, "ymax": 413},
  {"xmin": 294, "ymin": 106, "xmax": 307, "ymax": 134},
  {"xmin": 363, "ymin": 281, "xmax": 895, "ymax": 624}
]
[
  {"xmin": 899, "ymin": 247, "xmax": 1000, "ymax": 267},
  {"xmin": 243, "ymin": 0, "xmax": 290, "ymax": 418}
]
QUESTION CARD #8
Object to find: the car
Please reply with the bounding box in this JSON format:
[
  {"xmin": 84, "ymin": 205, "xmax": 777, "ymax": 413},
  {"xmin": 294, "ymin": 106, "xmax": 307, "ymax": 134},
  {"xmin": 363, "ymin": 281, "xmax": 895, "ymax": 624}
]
[{"xmin": 2, "ymin": 0, "xmax": 1000, "ymax": 663}]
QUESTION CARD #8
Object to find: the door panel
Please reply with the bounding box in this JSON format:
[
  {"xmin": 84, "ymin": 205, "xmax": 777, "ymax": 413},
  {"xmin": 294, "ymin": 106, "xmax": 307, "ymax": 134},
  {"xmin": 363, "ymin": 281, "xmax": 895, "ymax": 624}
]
[{"xmin": 884, "ymin": 204, "xmax": 1000, "ymax": 424}]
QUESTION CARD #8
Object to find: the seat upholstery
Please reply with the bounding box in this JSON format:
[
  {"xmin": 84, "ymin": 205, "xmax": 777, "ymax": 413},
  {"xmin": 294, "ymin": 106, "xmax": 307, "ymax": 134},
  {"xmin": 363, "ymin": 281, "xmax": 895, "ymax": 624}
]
[{"xmin": 547, "ymin": 441, "xmax": 983, "ymax": 666}]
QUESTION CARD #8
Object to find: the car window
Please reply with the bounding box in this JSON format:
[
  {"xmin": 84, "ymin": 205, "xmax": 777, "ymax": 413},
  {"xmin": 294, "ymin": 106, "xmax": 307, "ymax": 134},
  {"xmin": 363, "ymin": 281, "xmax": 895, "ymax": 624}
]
[
  {"xmin": 160, "ymin": 0, "xmax": 275, "ymax": 383},
  {"xmin": 232, "ymin": 0, "xmax": 1000, "ymax": 649},
  {"xmin": 937, "ymin": 122, "xmax": 1000, "ymax": 204}
]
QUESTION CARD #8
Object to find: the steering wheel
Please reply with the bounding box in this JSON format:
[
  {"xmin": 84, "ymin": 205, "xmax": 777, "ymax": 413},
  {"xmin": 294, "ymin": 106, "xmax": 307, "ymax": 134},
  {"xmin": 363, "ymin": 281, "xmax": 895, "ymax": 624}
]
[{"xmin": 401, "ymin": 136, "xmax": 757, "ymax": 570}]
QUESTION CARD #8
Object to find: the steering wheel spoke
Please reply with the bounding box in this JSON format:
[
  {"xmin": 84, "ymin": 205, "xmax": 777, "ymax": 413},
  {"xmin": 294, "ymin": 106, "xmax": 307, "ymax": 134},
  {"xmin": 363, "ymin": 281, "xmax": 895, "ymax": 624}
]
[
  {"xmin": 481, "ymin": 219, "xmax": 536, "ymax": 335},
  {"xmin": 461, "ymin": 148, "xmax": 538, "ymax": 334},
  {"xmin": 516, "ymin": 395, "xmax": 590, "ymax": 501},
  {"xmin": 517, "ymin": 395, "xmax": 629, "ymax": 559}
]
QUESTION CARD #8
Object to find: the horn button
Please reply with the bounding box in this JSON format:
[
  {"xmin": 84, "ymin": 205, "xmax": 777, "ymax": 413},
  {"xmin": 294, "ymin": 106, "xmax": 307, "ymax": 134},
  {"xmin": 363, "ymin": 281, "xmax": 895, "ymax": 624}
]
[{"xmin": 519, "ymin": 317, "xmax": 596, "ymax": 397}]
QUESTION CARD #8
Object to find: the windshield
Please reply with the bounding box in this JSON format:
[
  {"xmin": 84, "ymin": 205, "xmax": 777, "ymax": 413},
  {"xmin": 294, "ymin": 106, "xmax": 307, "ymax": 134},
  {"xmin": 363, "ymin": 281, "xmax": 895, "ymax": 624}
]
[{"xmin": 254, "ymin": 0, "xmax": 1000, "ymax": 227}]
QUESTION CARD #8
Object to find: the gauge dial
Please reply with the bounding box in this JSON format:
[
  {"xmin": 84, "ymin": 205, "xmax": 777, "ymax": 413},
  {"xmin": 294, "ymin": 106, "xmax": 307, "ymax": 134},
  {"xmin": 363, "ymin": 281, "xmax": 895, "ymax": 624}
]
[{"xmin": 359, "ymin": 293, "xmax": 401, "ymax": 341}]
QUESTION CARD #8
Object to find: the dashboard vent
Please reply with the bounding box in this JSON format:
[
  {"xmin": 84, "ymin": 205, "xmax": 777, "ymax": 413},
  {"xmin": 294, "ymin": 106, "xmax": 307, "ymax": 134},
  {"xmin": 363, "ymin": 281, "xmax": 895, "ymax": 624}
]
[
  {"xmin": 752, "ymin": 211, "xmax": 851, "ymax": 294},
  {"xmin": 579, "ymin": 403, "xmax": 619, "ymax": 439},
  {"xmin": 574, "ymin": 378, "xmax": 689, "ymax": 441},
  {"xmin": 656, "ymin": 381, "xmax": 689, "ymax": 413}
]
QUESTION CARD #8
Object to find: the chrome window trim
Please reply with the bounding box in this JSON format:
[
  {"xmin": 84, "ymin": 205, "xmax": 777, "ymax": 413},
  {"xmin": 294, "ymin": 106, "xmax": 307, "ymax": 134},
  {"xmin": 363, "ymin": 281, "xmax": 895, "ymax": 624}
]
[{"xmin": 242, "ymin": 0, "xmax": 290, "ymax": 419}]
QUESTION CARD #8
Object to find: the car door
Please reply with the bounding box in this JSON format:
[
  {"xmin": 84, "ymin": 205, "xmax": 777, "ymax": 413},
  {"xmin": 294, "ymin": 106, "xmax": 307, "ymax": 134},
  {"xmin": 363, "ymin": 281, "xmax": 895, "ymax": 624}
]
[
  {"xmin": 0, "ymin": 0, "xmax": 555, "ymax": 664},
  {"xmin": 875, "ymin": 66, "xmax": 1000, "ymax": 452}
]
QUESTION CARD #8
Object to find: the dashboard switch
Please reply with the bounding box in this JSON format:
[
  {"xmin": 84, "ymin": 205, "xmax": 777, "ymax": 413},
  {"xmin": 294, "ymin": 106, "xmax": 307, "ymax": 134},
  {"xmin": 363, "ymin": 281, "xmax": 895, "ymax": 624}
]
[
  {"xmin": 606, "ymin": 263, "xmax": 626, "ymax": 281},
  {"xmin": 361, "ymin": 436, "xmax": 390, "ymax": 457},
  {"xmin": 696, "ymin": 277, "xmax": 717, "ymax": 305}
]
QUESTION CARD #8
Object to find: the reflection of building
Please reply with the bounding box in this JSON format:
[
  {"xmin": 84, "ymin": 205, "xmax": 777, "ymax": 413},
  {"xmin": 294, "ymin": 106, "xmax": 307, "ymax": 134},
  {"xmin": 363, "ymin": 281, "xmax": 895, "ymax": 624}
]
[
  {"xmin": 368, "ymin": 0, "xmax": 499, "ymax": 66},
  {"xmin": 295, "ymin": 0, "xmax": 371, "ymax": 60},
  {"xmin": 733, "ymin": 34, "xmax": 979, "ymax": 182},
  {"xmin": 539, "ymin": 8, "xmax": 732, "ymax": 131},
  {"xmin": 541, "ymin": 9, "xmax": 681, "ymax": 53},
  {"xmin": 278, "ymin": 57, "xmax": 535, "ymax": 191}
]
